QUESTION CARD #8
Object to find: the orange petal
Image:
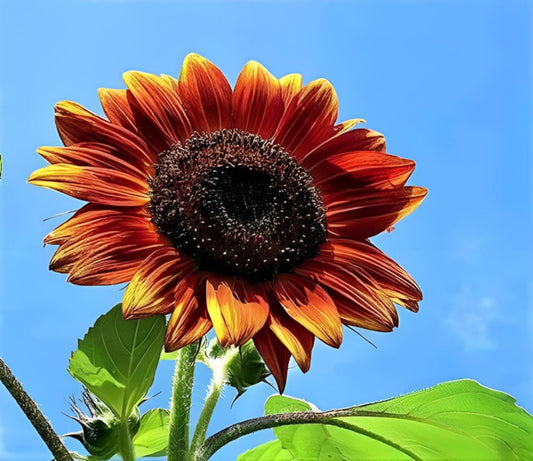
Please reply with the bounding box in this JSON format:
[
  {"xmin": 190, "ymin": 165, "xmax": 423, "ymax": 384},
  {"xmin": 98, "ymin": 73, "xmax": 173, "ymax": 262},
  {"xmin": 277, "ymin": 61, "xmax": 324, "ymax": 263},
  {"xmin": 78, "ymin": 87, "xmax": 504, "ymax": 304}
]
[
  {"xmin": 322, "ymin": 239, "xmax": 422, "ymax": 310},
  {"xmin": 123, "ymin": 71, "xmax": 192, "ymax": 152},
  {"xmin": 253, "ymin": 326, "xmax": 291, "ymax": 393},
  {"xmin": 44, "ymin": 204, "xmax": 148, "ymax": 246},
  {"xmin": 165, "ymin": 276, "xmax": 213, "ymax": 351},
  {"xmin": 37, "ymin": 142, "xmax": 150, "ymax": 179},
  {"xmin": 28, "ymin": 164, "xmax": 149, "ymax": 207},
  {"xmin": 123, "ymin": 247, "xmax": 196, "ymax": 319},
  {"xmin": 206, "ymin": 278, "xmax": 269, "ymax": 347},
  {"xmin": 98, "ymin": 88, "xmax": 138, "ymax": 134},
  {"xmin": 54, "ymin": 100, "xmax": 155, "ymax": 163},
  {"xmin": 233, "ymin": 61, "xmax": 284, "ymax": 139},
  {"xmin": 301, "ymin": 127, "xmax": 386, "ymax": 169},
  {"xmin": 279, "ymin": 73, "xmax": 302, "ymax": 107},
  {"xmin": 325, "ymin": 186, "xmax": 427, "ymax": 239},
  {"xmin": 47, "ymin": 209, "xmax": 166, "ymax": 284},
  {"xmin": 267, "ymin": 303, "xmax": 315, "ymax": 373},
  {"xmin": 295, "ymin": 254, "xmax": 399, "ymax": 330},
  {"xmin": 274, "ymin": 78, "xmax": 339, "ymax": 159},
  {"xmin": 178, "ymin": 53, "xmax": 233, "ymax": 133},
  {"xmin": 309, "ymin": 150, "xmax": 416, "ymax": 193},
  {"xmin": 273, "ymin": 275, "xmax": 343, "ymax": 347}
]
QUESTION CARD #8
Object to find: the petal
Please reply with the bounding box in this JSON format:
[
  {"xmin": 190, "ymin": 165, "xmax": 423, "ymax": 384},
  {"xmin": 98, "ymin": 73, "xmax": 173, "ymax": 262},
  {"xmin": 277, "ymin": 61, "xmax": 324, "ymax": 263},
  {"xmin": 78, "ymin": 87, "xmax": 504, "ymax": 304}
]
[
  {"xmin": 47, "ymin": 208, "xmax": 166, "ymax": 285},
  {"xmin": 273, "ymin": 274, "xmax": 343, "ymax": 347},
  {"xmin": 267, "ymin": 302, "xmax": 315, "ymax": 373},
  {"xmin": 123, "ymin": 71, "xmax": 192, "ymax": 152},
  {"xmin": 322, "ymin": 239, "xmax": 422, "ymax": 311},
  {"xmin": 206, "ymin": 277, "xmax": 269, "ymax": 347},
  {"xmin": 253, "ymin": 326, "xmax": 291, "ymax": 393},
  {"xmin": 44, "ymin": 204, "xmax": 145, "ymax": 245},
  {"xmin": 325, "ymin": 186, "xmax": 428, "ymax": 239},
  {"xmin": 123, "ymin": 247, "xmax": 196, "ymax": 319},
  {"xmin": 233, "ymin": 61, "xmax": 284, "ymax": 139},
  {"xmin": 295, "ymin": 254, "xmax": 398, "ymax": 331},
  {"xmin": 274, "ymin": 78, "xmax": 339, "ymax": 159},
  {"xmin": 54, "ymin": 100, "xmax": 155, "ymax": 164},
  {"xmin": 28, "ymin": 164, "xmax": 149, "ymax": 207},
  {"xmin": 37, "ymin": 142, "xmax": 150, "ymax": 179},
  {"xmin": 178, "ymin": 53, "xmax": 233, "ymax": 133},
  {"xmin": 98, "ymin": 88, "xmax": 138, "ymax": 134},
  {"xmin": 301, "ymin": 127, "xmax": 386, "ymax": 170},
  {"xmin": 309, "ymin": 151, "xmax": 416, "ymax": 193},
  {"xmin": 165, "ymin": 276, "xmax": 213, "ymax": 351},
  {"xmin": 279, "ymin": 73, "xmax": 302, "ymax": 106}
]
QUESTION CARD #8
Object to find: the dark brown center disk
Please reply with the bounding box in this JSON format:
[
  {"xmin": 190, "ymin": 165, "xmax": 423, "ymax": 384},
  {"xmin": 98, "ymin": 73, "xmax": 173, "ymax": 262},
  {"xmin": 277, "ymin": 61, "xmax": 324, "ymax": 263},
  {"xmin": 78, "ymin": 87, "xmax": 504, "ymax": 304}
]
[{"xmin": 149, "ymin": 129, "xmax": 326, "ymax": 282}]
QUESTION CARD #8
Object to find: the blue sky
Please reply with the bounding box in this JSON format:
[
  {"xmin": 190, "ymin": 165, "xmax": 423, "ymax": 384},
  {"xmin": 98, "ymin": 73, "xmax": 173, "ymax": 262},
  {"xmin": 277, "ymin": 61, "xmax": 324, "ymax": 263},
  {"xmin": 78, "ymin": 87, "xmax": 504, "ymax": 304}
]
[{"xmin": 0, "ymin": 0, "xmax": 531, "ymax": 459}]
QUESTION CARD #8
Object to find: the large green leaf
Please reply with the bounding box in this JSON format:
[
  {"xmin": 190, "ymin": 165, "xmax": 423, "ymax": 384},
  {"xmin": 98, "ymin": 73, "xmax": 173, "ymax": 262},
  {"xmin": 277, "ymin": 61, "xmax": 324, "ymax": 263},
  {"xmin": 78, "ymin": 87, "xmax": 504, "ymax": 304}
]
[
  {"xmin": 238, "ymin": 440, "xmax": 293, "ymax": 461},
  {"xmin": 68, "ymin": 304, "xmax": 166, "ymax": 421},
  {"xmin": 133, "ymin": 408, "xmax": 170, "ymax": 458},
  {"xmin": 239, "ymin": 380, "xmax": 533, "ymax": 460}
]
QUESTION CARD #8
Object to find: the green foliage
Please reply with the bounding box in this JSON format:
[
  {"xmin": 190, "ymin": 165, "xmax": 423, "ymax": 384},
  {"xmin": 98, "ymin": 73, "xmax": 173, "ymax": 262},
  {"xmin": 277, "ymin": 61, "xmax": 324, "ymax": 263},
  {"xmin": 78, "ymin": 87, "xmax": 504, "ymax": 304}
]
[
  {"xmin": 133, "ymin": 408, "xmax": 170, "ymax": 458},
  {"xmin": 238, "ymin": 379, "xmax": 533, "ymax": 461},
  {"xmin": 68, "ymin": 304, "xmax": 166, "ymax": 421}
]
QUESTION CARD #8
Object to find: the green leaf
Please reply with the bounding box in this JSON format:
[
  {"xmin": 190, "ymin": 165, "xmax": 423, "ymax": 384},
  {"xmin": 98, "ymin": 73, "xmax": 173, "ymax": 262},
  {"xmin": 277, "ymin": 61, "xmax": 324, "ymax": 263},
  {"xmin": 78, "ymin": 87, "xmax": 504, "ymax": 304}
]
[
  {"xmin": 68, "ymin": 304, "xmax": 166, "ymax": 421},
  {"xmin": 238, "ymin": 440, "xmax": 294, "ymax": 461},
  {"xmin": 245, "ymin": 380, "xmax": 533, "ymax": 460},
  {"xmin": 133, "ymin": 409, "xmax": 170, "ymax": 458}
]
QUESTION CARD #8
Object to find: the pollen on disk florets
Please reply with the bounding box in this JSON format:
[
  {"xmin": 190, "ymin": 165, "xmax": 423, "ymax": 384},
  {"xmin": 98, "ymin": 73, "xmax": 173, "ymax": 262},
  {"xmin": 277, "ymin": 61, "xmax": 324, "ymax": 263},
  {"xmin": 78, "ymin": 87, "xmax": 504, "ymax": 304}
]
[{"xmin": 149, "ymin": 129, "xmax": 327, "ymax": 282}]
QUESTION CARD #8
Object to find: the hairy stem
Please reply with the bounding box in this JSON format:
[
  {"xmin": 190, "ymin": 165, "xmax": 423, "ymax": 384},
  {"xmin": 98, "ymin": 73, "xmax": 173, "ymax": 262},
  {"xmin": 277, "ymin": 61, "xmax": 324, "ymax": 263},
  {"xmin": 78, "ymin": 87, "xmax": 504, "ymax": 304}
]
[
  {"xmin": 168, "ymin": 343, "xmax": 198, "ymax": 461},
  {"xmin": 0, "ymin": 356, "xmax": 73, "ymax": 461},
  {"xmin": 117, "ymin": 421, "xmax": 136, "ymax": 461},
  {"xmin": 189, "ymin": 347, "xmax": 237, "ymax": 455},
  {"xmin": 195, "ymin": 408, "xmax": 423, "ymax": 461}
]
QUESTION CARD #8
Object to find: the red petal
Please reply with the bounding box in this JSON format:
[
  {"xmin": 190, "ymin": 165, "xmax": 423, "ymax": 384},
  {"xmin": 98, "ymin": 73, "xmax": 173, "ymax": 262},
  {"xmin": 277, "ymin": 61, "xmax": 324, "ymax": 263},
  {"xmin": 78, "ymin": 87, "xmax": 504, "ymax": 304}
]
[
  {"xmin": 253, "ymin": 327, "xmax": 291, "ymax": 393},
  {"xmin": 54, "ymin": 101, "xmax": 155, "ymax": 164},
  {"xmin": 322, "ymin": 239, "xmax": 422, "ymax": 311},
  {"xmin": 44, "ymin": 204, "xmax": 146, "ymax": 245},
  {"xmin": 233, "ymin": 61, "xmax": 284, "ymax": 139},
  {"xmin": 301, "ymin": 127, "xmax": 386, "ymax": 170},
  {"xmin": 98, "ymin": 88, "xmax": 138, "ymax": 134},
  {"xmin": 273, "ymin": 274, "xmax": 343, "ymax": 347},
  {"xmin": 165, "ymin": 276, "xmax": 213, "ymax": 351},
  {"xmin": 123, "ymin": 247, "xmax": 196, "ymax": 319},
  {"xmin": 28, "ymin": 164, "xmax": 149, "ymax": 207},
  {"xmin": 274, "ymin": 79, "xmax": 339, "ymax": 159},
  {"xmin": 37, "ymin": 142, "xmax": 150, "ymax": 179},
  {"xmin": 267, "ymin": 302, "xmax": 315, "ymax": 373},
  {"xmin": 325, "ymin": 186, "xmax": 428, "ymax": 239},
  {"xmin": 178, "ymin": 53, "xmax": 233, "ymax": 133},
  {"xmin": 206, "ymin": 277, "xmax": 269, "ymax": 347},
  {"xmin": 309, "ymin": 151, "xmax": 416, "ymax": 193},
  {"xmin": 295, "ymin": 254, "xmax": 399, "ymax": 330},
  {"xmin": 123, "ymin": 71, "xmax": 193, "ymax": 152},
  {"xmin": 47, "ymin": 208, "xmax": 166, "ymax": 285},
  {"xmin": 278, "ymin": 73, "xmax": 302, "ymax": 107}
]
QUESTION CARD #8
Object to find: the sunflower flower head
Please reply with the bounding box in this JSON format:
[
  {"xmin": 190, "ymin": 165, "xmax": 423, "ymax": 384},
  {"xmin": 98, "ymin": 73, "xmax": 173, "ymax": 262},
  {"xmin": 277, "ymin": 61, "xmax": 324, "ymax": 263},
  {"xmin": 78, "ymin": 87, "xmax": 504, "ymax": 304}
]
[{"xmin": 29, "ymin": 53, "xmax": 427, "ymax": 392}]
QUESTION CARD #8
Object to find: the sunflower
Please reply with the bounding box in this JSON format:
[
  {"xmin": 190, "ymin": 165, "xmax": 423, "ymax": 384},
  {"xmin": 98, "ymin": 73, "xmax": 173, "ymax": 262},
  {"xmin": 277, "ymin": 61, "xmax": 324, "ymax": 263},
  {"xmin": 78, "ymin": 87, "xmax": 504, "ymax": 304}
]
[{"xmin": 29, "ymin": 53, "xmax": 426, "ymax": 392}]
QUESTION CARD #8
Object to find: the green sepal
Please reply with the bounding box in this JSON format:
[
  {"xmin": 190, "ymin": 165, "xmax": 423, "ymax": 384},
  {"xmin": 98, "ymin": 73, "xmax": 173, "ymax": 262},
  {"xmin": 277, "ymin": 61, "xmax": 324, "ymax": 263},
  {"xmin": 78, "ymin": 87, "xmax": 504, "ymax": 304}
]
[
  {"xmin": 66, "ymin": 390, "xmax": 141, "ymax": 460},
  {"xmin": 205, "ymin": 339, "xmax": 270, "ymax": 398}
]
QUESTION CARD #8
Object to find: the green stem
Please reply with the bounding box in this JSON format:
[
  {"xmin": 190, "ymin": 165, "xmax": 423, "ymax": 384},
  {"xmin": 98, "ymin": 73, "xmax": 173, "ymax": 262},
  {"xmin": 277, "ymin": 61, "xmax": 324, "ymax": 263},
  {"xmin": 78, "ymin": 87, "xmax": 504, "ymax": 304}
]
[
  {"xmin": 195, "ymin": 409, "xmax": 423, "ymax": 461},
  {"xmin": 117, "ymin": 422, "xmax": 136, "ymax": 461},
  {"xmin": 189, "ymin": 347, "xmax": 238, "ymax": 460},
  {"xmin": 0, "ymin": 356, "xmax": 73, "ymax": 461},
  {"xmin": 168, "ymin": 343, "xmax": 198, "ymax": 461}
]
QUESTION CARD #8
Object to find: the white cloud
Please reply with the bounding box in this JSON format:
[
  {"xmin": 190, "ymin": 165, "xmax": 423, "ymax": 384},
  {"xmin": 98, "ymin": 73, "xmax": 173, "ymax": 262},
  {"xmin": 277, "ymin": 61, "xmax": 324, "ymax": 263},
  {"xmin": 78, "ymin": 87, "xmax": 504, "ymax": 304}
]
[{"xmin": 446, "ymin": 287, "xmax": 498, "ymax": 351}]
